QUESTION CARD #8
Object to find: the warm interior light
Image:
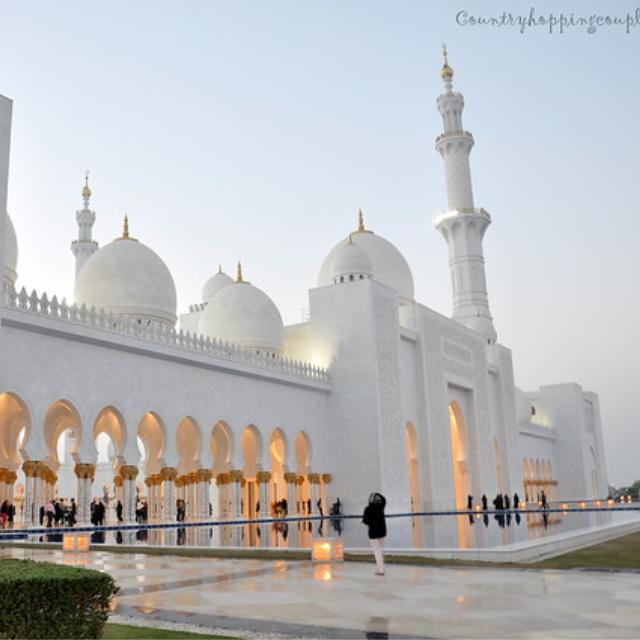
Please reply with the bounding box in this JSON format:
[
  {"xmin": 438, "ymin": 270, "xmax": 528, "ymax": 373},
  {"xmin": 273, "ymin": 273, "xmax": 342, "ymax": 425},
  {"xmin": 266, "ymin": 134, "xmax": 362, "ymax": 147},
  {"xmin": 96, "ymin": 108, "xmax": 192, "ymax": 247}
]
[
  {"xmin": 63, "ymin": 533, "xmax": 90, "ymax": 552},
  {"xmin": 311, "ymin": 538, "xmax": 344, "ymax": 563}
]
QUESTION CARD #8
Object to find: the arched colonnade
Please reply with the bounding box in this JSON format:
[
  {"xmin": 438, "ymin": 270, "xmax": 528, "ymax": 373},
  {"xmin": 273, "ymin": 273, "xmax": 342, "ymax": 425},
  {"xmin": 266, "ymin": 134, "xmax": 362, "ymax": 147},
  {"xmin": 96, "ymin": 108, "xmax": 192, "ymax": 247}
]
[{"xmin": 0, "ymin": 392, "xmax": 332, "ymax": 526}]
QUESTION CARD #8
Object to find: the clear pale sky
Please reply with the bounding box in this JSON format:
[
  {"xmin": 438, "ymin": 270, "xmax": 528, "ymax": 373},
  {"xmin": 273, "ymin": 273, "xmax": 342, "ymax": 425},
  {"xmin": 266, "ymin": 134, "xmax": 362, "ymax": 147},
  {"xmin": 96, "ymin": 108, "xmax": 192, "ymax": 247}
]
[{"xmin": 1, "ymin": 1, "xmax": 638, "ymax": 485}]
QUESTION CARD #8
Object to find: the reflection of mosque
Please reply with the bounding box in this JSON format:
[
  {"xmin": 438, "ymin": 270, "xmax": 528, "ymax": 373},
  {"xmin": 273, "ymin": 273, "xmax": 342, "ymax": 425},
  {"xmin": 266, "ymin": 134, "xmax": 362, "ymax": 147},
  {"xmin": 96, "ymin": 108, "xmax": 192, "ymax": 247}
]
[{"xmin": 0, "ymin": 50, "xmax": 609, "ymax": 549}]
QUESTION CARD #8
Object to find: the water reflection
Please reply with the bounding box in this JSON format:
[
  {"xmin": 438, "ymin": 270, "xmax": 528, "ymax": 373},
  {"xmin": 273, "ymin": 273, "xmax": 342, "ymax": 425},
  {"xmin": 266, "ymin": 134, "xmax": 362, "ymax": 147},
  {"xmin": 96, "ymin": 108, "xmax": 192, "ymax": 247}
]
[{"xmin": 14, "ymin": 508, "xmax": 639, "ymax": 552}]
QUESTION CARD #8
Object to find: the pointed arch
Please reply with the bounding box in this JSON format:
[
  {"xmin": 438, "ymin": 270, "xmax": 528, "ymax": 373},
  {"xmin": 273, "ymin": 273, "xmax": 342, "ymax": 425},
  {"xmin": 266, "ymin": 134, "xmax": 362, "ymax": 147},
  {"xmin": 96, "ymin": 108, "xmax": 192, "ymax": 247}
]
[
  {"xmin": 0, "ymin": 392, "xmax": 30, "ymax": 468},
  {"xmin": 43, "ymin": 399, "xmax": 82, "ymax": 469},
  {"xmin": 137, "ymin": 412, "xmax": 167, "ymax": 475},
  {"xmin": 241, "ymin": 424, "xmax": 263, "ymax": 478},
  {"xmin": 93, "ymin": 405, "xmax": 129, "ymax": 475},
  {"xmin": 405, "ymin": 422, "xmax": 422, "ymax": 512},
  {"xmin": 176, "ymin": 416, "xmax": 202, "ymax": 474},
  {"xmin": 211, "ymin": 421, "xmax": 233, "ymax": 474},
  {"xmin": 294, "ymin": 431, "xmax": 312, "ymax": 473}
]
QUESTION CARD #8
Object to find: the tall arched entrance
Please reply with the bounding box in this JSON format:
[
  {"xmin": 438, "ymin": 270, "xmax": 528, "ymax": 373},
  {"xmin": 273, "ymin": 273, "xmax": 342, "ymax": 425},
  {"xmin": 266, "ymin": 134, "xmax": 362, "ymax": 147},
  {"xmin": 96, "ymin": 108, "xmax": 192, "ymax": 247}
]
[
  {"xmin": 241, "ymin": 425, "xmax": 263, "ymax": 519},
  {"xmin": 269, "ymin": 428, "xmax": 288, "ymax": 514},
  {"xmin": 405, "ymin": 422, "xmax": 422, "ymax": 512},
  {"xmin": 449, "ymin": 401, "xmax": 472, "ymax": 548}
]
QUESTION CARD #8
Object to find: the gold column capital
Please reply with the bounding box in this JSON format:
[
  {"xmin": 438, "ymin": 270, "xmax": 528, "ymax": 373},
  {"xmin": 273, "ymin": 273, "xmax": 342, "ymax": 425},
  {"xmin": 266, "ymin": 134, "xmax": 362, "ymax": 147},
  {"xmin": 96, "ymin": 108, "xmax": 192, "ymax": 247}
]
[{"xmin": 160, "ymin": 466, "xmax": 178, "ymax": 481}]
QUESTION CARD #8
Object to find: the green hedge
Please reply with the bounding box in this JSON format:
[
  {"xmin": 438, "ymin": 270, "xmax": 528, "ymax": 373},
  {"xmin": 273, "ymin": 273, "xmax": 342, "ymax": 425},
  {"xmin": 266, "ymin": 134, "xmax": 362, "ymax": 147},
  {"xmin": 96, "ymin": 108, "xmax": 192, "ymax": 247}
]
[{"xmin": 0, "ymin": 559, "xmax": 118, "ymax": 639}]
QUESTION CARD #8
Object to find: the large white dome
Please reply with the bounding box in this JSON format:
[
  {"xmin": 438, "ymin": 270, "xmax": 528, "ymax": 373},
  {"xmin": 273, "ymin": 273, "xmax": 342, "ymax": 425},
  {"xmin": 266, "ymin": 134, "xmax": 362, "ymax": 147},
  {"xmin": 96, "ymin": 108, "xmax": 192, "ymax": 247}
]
[
  {"xmin": 198, "ymin": 273, "xmax": 284, "ymax": 354},
  {"xmin": 330, "ymin": 236, "xmax": 373, "ymax": 283},
  {"xmin": 202, "ymin": 268, "xmax": 233, "ymax": 302},
  {"xmin": 4, "ymin": 213, "xmax": 18, "ymax": 286},
  {"xmin": 318, "ymin": 218, "xmax": 414, "ymax": 303},
  {"xmin": 75, "ymin": 232, "xmax": 177, "ymax": 326}
]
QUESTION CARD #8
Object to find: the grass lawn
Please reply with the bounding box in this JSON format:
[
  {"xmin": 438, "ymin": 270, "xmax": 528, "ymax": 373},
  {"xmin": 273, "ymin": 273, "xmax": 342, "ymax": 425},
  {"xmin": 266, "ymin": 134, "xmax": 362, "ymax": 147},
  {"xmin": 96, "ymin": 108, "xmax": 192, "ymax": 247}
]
[
  {"xmin": 534, "ymin": 531, "xmax": 640, "ymax": 570},
  {"xmin": 103, "ymin": 623, "xmax": 236, "ymax": 639}
]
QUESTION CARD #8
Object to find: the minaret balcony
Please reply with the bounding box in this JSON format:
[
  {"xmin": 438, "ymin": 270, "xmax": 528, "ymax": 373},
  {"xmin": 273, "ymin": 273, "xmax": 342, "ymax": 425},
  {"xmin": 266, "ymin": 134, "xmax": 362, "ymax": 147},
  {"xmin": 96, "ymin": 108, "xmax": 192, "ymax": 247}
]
[
  {"xmin": 435, "ymin": 130, "xmax": 474, "ymax": 144},
  {"xmin": 434, "ymin": 207, "xmax": 491, "ymax": 227}
]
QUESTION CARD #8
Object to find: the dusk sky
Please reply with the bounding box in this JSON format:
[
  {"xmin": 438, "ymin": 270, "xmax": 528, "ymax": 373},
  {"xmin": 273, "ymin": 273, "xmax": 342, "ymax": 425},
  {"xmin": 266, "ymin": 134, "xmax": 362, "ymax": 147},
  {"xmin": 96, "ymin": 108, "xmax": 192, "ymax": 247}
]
[{"xmin": 1, "ymin": 1, "xmax": 638, "ymax": 485}]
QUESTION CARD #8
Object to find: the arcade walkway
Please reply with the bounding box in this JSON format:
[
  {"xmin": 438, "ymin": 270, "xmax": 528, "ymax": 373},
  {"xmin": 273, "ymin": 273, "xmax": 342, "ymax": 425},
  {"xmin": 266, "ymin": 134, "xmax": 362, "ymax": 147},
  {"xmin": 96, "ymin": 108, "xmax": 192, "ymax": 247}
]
[{"xmin": 2, "ymin": 547, "xmax": 639, "ymax": 638}]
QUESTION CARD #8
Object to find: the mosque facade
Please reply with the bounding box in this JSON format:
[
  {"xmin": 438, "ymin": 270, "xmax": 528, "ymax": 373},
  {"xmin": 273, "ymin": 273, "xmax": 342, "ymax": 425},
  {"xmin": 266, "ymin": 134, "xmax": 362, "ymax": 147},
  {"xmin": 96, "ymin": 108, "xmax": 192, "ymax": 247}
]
[{"xmin": 0, "ymin": 54, "xmax": 608, "ymax": 546}]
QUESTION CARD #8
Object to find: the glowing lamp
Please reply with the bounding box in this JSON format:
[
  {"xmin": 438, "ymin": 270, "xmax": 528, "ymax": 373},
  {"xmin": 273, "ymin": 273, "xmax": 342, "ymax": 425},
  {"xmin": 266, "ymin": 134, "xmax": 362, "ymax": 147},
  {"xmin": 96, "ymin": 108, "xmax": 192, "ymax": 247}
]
[
  {"xmin": 595, "ymin": 500, "xmax": 602, "ymax": 508},
  {"xmin": 63, "ymin": 533, "xmax": 90, "ymax": 552},
  {"xmin": 311, "ymin": 538, "xmax": 344, "ymax": 563},
  {"xmin": 607, "ymin": 499, "xmax": 614, "ymax": 506},
  {"xmin": 579, "ymin": 502, "xmax": 586, "ymax": 509}
]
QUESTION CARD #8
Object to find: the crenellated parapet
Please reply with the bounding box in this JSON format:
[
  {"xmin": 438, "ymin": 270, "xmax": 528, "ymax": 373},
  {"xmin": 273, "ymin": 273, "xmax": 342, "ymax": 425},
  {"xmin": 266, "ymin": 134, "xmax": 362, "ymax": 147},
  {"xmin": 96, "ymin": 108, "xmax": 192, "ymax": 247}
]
[{"xmin": 2, "ymin": 283, "xmax": 330, "ymax": 384}]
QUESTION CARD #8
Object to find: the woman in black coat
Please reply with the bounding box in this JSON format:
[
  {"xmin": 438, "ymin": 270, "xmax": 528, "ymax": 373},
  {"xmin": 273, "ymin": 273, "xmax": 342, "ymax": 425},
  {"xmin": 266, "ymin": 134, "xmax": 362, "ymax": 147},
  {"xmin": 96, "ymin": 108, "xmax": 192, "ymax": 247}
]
[{"xmin": 362, "ymin": 492, "xmax": 387, "ymax": 575}]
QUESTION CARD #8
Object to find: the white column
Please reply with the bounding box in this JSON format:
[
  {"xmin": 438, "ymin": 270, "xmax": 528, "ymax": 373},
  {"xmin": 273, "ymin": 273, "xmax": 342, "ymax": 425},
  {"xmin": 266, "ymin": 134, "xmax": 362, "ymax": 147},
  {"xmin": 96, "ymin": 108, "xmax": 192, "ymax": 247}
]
[
  {"xmin": 120, "ymin": 465, "xmax": 138, "ymax": 524},
  {"xmin": 226, "ymin": 470, "xmax": 243, "ymax": 519},
  {"xmin": 195, "ymin": 469, "xmax": 212, "ymax": 520},
  {"xmin": 309, "ymin": 475, "xmax": 320, "ymax": 515},
  {"xmin": 259, "ymin": 481, "xmax": 270, "ymax": 519},
  {"xmin": 23, "ymin": 462, "xmax": 37, "ymax": 526},
  {"xmin": 286, "ymin": 476, "xmax": 297, "ymax": 517},
  {"xmin": 161, "ymin": 467, "xmax": 177, "ymax": 522}
]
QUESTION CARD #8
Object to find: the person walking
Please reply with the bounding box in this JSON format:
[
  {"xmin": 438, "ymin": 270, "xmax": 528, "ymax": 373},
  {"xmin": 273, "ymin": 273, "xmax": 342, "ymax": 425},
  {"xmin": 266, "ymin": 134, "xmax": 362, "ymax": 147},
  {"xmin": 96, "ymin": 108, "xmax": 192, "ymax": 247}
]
[
  {"xmin": 0, "ymin": 500, "xmax": 8, "ymax": 528},
  {"xmin": 466, "ymin": 495, "xmax": 473, "ymax": 511},
  {"xmin": 362, "ymin": 492, "xmax": 387, "ymax": 576}
]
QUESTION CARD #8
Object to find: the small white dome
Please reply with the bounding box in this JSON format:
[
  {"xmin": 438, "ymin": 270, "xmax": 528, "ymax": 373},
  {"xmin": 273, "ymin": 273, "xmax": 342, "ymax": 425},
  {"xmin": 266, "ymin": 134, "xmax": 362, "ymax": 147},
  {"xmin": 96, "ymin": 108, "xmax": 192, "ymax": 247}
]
[
  {"xmin": 318, "ymin": 220, "xmax": 414, "ymax": 303},
  {"xmin": 75, "ymin": 234, "xmax": 177, "ymax": 326},
  {"xmin": 330, "ymin": 236, "xmax": 373, "ymax": 283},
  {"xmin": 198, "ymin": 276, "xmax": 284, "ymax": 354},
  {"xmin": 202, "ymin": 268, "xmax": 233, "ymax": 302},
  {"xmin": 4, "ymin": 213, "xmax": 18, "ymax": 286}
]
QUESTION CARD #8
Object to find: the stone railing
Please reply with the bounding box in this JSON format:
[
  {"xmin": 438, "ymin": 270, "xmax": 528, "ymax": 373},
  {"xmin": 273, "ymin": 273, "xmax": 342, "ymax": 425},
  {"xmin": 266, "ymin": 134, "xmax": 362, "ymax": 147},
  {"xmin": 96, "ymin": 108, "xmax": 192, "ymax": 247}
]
[
  {"xmin": 435, "ymin": 129, "xmax": 474, "ymax": 144},
  {"xmin": 2, "ymin": 285, "xmax": 330, "ymax": 384}
]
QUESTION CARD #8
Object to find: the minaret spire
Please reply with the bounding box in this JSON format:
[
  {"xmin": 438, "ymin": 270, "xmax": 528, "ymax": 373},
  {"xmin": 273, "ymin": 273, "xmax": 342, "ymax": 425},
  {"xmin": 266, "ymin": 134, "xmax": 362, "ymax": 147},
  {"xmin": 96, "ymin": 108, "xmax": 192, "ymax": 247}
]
[
  {"xmin": 71, "ymin": 171, "xmax": 98, "ymax": 277},
  {"xmin": 434, "ymin": 50, "xmax": 497, "ymax": 344}
]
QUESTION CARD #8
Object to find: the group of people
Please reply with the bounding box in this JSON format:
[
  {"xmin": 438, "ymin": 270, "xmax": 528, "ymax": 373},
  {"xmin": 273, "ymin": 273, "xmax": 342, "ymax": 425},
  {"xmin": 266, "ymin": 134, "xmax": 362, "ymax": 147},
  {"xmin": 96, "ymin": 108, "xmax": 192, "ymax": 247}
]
[
  {"xmin": 0, "ymin": 500, "xmax": 16, "ymax": 527},
  {"xmin": 466, "ymin": 490, "xmax": 547, "ymax": 511},
  {"xmin": 90, "ymin": 498, "xmax": 106, "ymax": 525},
  {"xmin": 40, "ymin": 498, "xmax": 77, "ymax": 527}
]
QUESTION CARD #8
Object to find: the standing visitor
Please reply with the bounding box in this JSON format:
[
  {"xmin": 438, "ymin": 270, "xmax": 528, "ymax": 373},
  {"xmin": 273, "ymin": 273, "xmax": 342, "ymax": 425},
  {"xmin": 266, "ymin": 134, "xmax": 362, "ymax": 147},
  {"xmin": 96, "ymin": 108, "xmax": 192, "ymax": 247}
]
[
  {"xmin": 481, "ymin": 494, "xmax": 488, "ymax": 510},
  {"xmin": 317, "ymin": 498, "xmax": 324, "ymax": 518},
  {"xmin": 504, "ymin": 494, "xmax": 511, "ymax": 510},
  {"xmin": 466, "ymin": 495, "xmax": 473, "ymax": 510},
  {"xmin": 116, "ymin": 500, "xmax": 123, "ymax": 522},
  {"xmin": 69, "ymin": 498, "xmax": 77, "ymax": 526},
  {"xmin": 540, "ymin": 490, "xmax": 548, "ymax": 510},
  {"xmin": 362, "ymin": 492, "xmax": 387, "ymax": 576},
  {"xmin": 0, "ymin": 500, "xmax": 8, "ymax": 528},
  {"xmin": 513, "ymin": 492, "xmax": 520, "ymax": 509}
]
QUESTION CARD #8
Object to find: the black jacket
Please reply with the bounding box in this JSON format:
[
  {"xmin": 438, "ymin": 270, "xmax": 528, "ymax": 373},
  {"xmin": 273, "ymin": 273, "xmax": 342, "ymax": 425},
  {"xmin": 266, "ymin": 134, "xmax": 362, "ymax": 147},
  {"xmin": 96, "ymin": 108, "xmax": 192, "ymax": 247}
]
[{"xmin": 362, "ymin": 496, "xmax": 387, "ymax": 539}]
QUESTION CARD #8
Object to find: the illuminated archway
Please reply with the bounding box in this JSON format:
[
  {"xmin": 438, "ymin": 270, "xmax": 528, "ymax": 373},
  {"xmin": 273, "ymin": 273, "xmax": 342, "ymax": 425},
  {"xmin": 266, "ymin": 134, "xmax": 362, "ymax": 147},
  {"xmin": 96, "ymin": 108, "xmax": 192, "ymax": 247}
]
[
  {"xmin": 177, "ymin": 416, "xmax": 202, "ymax": 474},
  {"xmin": 211, "ymin": 421, "xmax": 233, "ymax": 474},
  {"xmin": 137, "ymin": 412, "xmax": 166, "ymax": 476},
  {"xmin": 405, "ymin": 422, "xmax": 422, "ymax": 512},
  {"xmin": 0, "ymin": 392, "xmax": 30, "ymax": 470},
  {"xmin": 449, "ymin": 401, "xmax": 471, "ymax": 548},
  {"xmin": 269, "ymin": 428, "xmax": 288, "ymax": 510}
]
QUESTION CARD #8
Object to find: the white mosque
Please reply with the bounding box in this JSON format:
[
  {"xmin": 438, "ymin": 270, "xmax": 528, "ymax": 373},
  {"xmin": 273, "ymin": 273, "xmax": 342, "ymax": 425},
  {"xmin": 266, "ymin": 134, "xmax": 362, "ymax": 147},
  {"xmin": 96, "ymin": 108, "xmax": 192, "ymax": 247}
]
[{"xmin": 0, "ymin": 51, "xmax": 608, "ymax": 545}]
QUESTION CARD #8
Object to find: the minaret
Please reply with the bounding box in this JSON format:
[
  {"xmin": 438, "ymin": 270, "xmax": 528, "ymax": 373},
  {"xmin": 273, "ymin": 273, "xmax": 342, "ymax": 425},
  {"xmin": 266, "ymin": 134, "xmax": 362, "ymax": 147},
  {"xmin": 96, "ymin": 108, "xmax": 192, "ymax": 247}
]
[
  {"xmin": 434, "ymin": 46, "xmax": 497, "ymax": 344},
  {"xmin": 71, "ymin": 172, "xmax": 98, "ymax": 276}
]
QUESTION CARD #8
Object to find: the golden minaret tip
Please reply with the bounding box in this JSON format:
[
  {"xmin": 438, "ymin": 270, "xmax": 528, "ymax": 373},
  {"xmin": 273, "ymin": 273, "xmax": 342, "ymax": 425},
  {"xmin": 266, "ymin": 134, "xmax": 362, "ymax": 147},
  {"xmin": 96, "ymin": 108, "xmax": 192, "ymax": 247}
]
[
  {"xmin": 236, "ymin": 261, "xmax": 243, "ymax": 283},
  {"xmin": 82, "ymin": 170, "xmax": 91, "ymax": 200},
  {"xmin": 122, "ymin": 215, "xmax": 130, "ymax": 239},
  {"xmin": 358, "ymin": 208, "xmax": 365, "ymax": 232},
  {"xmin": 441, "ymin": 43, "xmax": 454, "ymax": 80}
]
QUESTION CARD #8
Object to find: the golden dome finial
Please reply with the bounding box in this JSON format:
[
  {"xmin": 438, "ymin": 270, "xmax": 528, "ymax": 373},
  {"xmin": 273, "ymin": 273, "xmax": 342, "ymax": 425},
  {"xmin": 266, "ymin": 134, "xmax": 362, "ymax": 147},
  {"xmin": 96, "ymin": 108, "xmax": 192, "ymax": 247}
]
[
  {"xmin": 122, "ymin": 214, "xmax": 130, "ymax": 239},
  {"xmin": 236, "ymin": 261, "xmax": 243, "ymax": 283},
  {"xmin": 441, "ymin": 43, "xmax": 454, "ymax": 81},
  {"xmin": 218, "ymin": 264, "xmax": 223, "ymax": 274},
  {"xmin": 82, "ymin": 170, "xmax": 92, "ymax": 201},
  {"xmin": 358, "ymin": 208, "xmax": 365, "ymax": 232}
]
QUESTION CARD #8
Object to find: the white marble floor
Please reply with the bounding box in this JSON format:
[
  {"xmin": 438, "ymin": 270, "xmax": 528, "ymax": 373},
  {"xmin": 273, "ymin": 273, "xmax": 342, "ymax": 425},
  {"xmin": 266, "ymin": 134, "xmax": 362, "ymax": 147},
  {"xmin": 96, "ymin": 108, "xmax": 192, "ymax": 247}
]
[{"xmin": 3, "ymin": 547, "xmax": 640, "ymax": 638}]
